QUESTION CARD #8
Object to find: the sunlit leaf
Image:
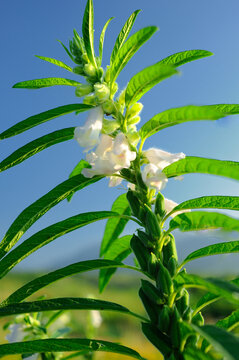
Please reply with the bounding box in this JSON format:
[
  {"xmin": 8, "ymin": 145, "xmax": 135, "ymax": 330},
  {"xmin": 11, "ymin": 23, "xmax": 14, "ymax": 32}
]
[
  {"xmin": 99, "ymin": 235, "xmax": 132, "ymax": 292},
  {"xmin": 181, "ymin": 240, "xmax": 239, "ymax": 268},
  {"xmin": 35, "ymin": 55, "xmax": 73, "ymax": 72},
  {"xmin": 67, "ymin": 159, "xmax": 91, "ymax": 201},
  {"xmin": 100, "ymin": 193, "xmax": 131, "ymax": 256},
  {"xmin": 139, "ymin": 105, "xmax": 224, "ymax": 140},
  {"xmin": 110, "ymin": 10, "xmax": 141, "ymax": 65},
  {"xmin": 0, "ymin": 175, "xmax": 103, "ymax": 260},
  {"xmin": 110, "ymin": 26, "xmax": 158, "ymax": 84},
  {"xmin": 216, "ymin": 308, "xmax": 239, "ymax": 332},
  {"xmin": 169, "ymin": 211, "xmax": 239, "ymax": 233},
  {"xmin": 159, "ymin": 49, "xmax": 213, "ymax": 67},
  {"xmin": 0, "ymin": 104, "xmax": 92, "ymax": 140},
  {"xmin": 174, "ymin": 272, "xmax": 239, "ymax": 305},
  {"xmin": 193, "ymin": 325, "xmax": 239, "ymax": 360},
  {"xmin": 163, "ymin": 157, "xmax": 239, "ymax": 181},
  {"xmin": 2, "ymin": 259, "xmax": 141, "ymax": 305},
  {"xmin": 82, "ymin": 0, "xmax": 97, "ymax": 67},
  {"xmin": 125, "ymin": 63, "xmax": 178, "ymax": 108},
  {"xmin": 99, "ymin": 17, "xmax": 114, "ymax": 63},
  {"xmin": 0, "ymin": 128, "xmax": 75, "ymax": 172},
  {"xmin": 184, "ymin": 348, "xmax": 219, "ymax": 360},
  {"xmin": 0, "ymin": 338, "xmax": 145, "ymax": 360},
  {"xmin": 0, "ymin": 211, "xmax": 120, "ymax": 279},
  {"xmin": 13, "ymin": 78, "xmax": 81, "ymax": 89}
]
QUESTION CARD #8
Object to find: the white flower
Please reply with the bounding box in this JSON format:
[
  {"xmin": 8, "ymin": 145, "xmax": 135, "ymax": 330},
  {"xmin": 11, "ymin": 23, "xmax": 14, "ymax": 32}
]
[
  {"xmin": 164, "ymin": 198, "xmax": 191, "ymax": 218},
  {"xmin": 142, "ymin": 164, "xmax": 168, "ymax": 191},
  {"xmin": 90, "ymin": 310, "xmax": 103, "ymax": 328},
  {"xmin": 144, "ymin": 148, "xmax": 185, "ymax": 170},
  {"xmin": 74, "ymin": 106, "xmax": 103, "ymax": 151},
  {"xmin": 82, "ymin": 133, "xmax": 136, "ymax": 185}
]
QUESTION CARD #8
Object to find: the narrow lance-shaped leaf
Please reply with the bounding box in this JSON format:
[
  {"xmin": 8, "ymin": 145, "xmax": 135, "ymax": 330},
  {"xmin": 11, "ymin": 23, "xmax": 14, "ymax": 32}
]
[
  {"xmin": 0, "ymin": 127, "xmax": 75, "ymax": 172},
  {"xmin": 0, "ymin": 297, "xmax": 131, "ymax": 317},
  {"xmin": 167, "ymin": 195, "xmax": 239, "ymax": 218},
  {"xmin": 100, "ymin": 193, "xmax": 131, "ymax": 256},
  {"xmin": 0, "ymin": 338, "xmax": 145, "ymax": 360},
  {"xmin": 174, "ymin": 272, "xmax": 239, "ymax": 306},
  {"xmin": 184, "ymin": 348, "xmax": 216, "ymax": 360},
  {"xmin": 0, "ymin": 174, "xmax": 103, "ymax": 260},
  {"xmin": 67, "ymin": 159, "xmax": 91, "ymax": 201},
  {"xmin": 159, "ymin": 49, "xmax": 213, "ymax": 67},
  {"xmin": 0, "ymin": 103, "xmax": 92, "ymax": 140},
  {"xmin": 110, "ymin": 9, "xmax": 141, "ymax": 65},
  {"xmin": 0, "ymin": 211, "xmax": 121, "ymax": 279},
  {"xmin": 57, "ymin": 40, "xmax": 75, "ymax": 62},
  {"xmin": 13, "ymin": 78, "xmax": 81, "ymax": 89},
  {"xmin": 163, "ymin": 157, "xmax": 239, "ymax": 182},
  {"xmin": 82, "ymin": 0, "xmax": 97, "ymax": 67},
  {"xmin": 216, "ymin": 308, "xmax": 239, "ymax": 332},
  {"xmin": 169, "ymin": 211, "xmax": 239, "ymax": 233},
  {"xmin": 192, "ymin": 325, "xmax": 239, "ymax": 360},
  {"xmin": 35, "ymin": 55, "xmax": 73, "ymax": 72},
  {"xmin": 125, "ymin": 63, "xmax": 178, "ymax": 108},
  {"xmin": 139, "ymin": 105, "xmax": 225, "ymax": 140},
  {"xmin": 110, "ymin": 26, "xmax": 158, "ymax": 85},
  {"xmin": 99, "ymin": 235, "xmax": 132, "ymax": 292},
  {"xmin": 181, "ymin": 240, "xmax": 239, "ymax": 268},
  {"xmin": 2, "ymin": 259, "xmax": 141, "ymax": 305},
  {"xmin": 99, "ymin": 17, "xmax": 114, "ymax": 64}
]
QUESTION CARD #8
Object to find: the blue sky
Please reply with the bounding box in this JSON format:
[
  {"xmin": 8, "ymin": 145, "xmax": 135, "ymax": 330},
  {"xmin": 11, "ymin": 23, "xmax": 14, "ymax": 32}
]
[{"xmin": 0, "ymin": 0, "xmax": 239, "ymax": 273}]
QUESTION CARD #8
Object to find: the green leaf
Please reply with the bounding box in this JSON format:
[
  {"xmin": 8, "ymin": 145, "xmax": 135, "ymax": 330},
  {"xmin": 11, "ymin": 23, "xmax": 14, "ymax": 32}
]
[
  {"xmin": 169, "ymin": 211, "xmax": 239, "ymax": 233},
  {"xmin": 110, "ymin": 26, "xmax": 158, "ymax": 84},
  {"xmin": 139, "ymin": 105, "xmax": 225, "ymax": 140},
  {"xmin": 35, "ymin": 55, "xmax": 73, "ymax": 72},
  {"xmin": 57, "ymin": 40, "xmax": 75, "ymax": 62},
  {"xmin": 181, "ymin": 240, "xmax": 239, "ymax": 268},
  {"xmin": 13, "ymin": 78, "xmax": 81, "ymax": 89},
  {"xmin": 99, "ymin": 17, "xmax": 114, "ymax": 64},
  {"xmin": 125, "ymin": 63, "xmax": 178, "ymax": 108},
  {"xmin": 99, "ymin": 235, "xmax": 132, "ymax": 292},
  {"xmin": 0, "ymin": 104, "xmax": 92, "ymax": 140},
  {"xmin": 67, "ymin": 159, "xmax": 91, "ymax": 201},
  {"xmin": 174, "ymin": 272, "xmax": 239, "ymax": 306},
  {"xmin": 0, "ymin": 211, "xmax": 121, "ymax": 279},
  {"xmin": 100, "ymin": 193, "xmax": 131, "ymax": 256},
  {"xmin": 82, "ymin": 0, "xmax": 97, "ymax": 67},
  {"xmin": 110, "ymin": 10, "xmax": 141, "ymax": 65},
  {"xmin": 0, "ymin": 338, "xmax": 145, "ymax": 360},
  {"xmin": 0, "ymin": 128, "xmax": 75, "ymax": 172},
  {"xmin": 194, "ymin": 293, "xmax": 220, "ymax": 314},
  {"xmin": 168, "ymin": 195, "xmax": 239, "ymax": 218},
  {"xmin": 216, "ymin": 308, "xmax": 239, "ymax": 332},
  {"xmin": 2, "ymin": 259, "xmax": 140, "ymax": 305},
  {"xmin": 163, "ymin": 157, "xmax": 239, "ymax": 182},
  {"xmin": 0, "ymin": 297, "xmax": 130, "ymax": 317},
  {"xmin": 159, "ymin": 49, "xmax": 213, "ymax": 67},
  {"xmin": 193, "ymin": 324, "xmax": 239, "ymax": 360},
  {"xmin": 184, "ymin": 348, "xmax": 218, "ymax": 360},
  {"xmin": 0, "ymin": 174, "xmax": 103, "ymax": 260}
]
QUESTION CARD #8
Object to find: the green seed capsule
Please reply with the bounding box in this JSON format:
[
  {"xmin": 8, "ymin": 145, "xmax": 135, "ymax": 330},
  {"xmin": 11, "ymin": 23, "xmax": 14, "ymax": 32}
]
[
  {"xmin": 163, "ymin": 233, "xmax": 178, "ymax": 263},
  {"xmin": 137, "ymin": 230, "xmax": 154, "ymax": 248},
  {"xmin": 156, "ymin": 261, "xmax": 174, "ymax": 296},
  {"xmin": 144, "ymin": 204, "xmax": 161, "ymax": 242},
  {"xmin": 141, "ymin": 280, "xmax": 163, "ymax": 305},
  {"xmin": 167, "ymin": 256, "xmax": 178, "ymax": 277},
  {"xmin": 169, "ymin": 306, "xmax": 181, "ymax": 348},
  {"xmin": 147, "ymin": 252, "xmax": 160, "ymax": 279},
  {"xmin": 155, "ymin": 192, "xmax": 166, "ymax": 219},
  {"xmin": 176, "ymin": 289, "xmax": 189, "ymax": 316},
  {"xmin": 139, "ymin": 288, "xmax": 159, "ymax": 323},
  {"xmin": 142, "ymin": 323, "xmax": 171, "ymax": 357},
  {"xmin": 126, "ymin": 190, "xmax": 141, "ymax": 219},
  {"xmin": 158, "ymin": 305, "xmax": 171, "ymax": 333},
  {"xmin": 130, "ymin": 235, "xmax": 149, "ymax": 272}
]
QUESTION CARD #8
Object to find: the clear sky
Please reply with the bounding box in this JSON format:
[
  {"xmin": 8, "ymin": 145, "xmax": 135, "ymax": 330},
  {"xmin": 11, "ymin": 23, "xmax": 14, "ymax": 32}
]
[{"xmin": 1, "ymin": 0, "xmax": 239, "ymax": 273}]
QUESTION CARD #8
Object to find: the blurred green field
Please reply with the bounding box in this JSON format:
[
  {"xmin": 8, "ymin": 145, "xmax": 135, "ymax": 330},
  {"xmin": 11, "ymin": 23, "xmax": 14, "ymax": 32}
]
[{"xmin": 0, "ymin": 271, "xmax": 237, "ymax": 360}]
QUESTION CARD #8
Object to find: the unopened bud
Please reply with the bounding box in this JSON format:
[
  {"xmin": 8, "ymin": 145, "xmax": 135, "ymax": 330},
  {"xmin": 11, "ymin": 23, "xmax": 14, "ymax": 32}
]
[
  {"xmin": 73, "ymin": 66, "xmax": 85, "ymax": 75},
  {"xmin": 104, "ymin": 65, "xmax": 111, "ymax": 83},
  {"xmin": 94, "ymin": 83, "xmax": 110, "ymax": 102},
  {"xmin": 84, "ymin": 63, "xmax": 97, "ymax": 77},
  {"xmin": 128, "ymin": 102, "xmax": 143, "ymax": 119},
  {"xmin": 75, "ymin": 84, "xmax": 93, "ymax": 97},
  {"xmin": 102, "ymin": 118, "xmax": 119, "ymax": 134},
  {"xmin": 118, "ymin": 89, "xmax": 126, "ymax": 106},
  {"xmin": 83, "ymin": 94, "xmax": 97, "ymax": 106},
  {"xmin": 111, "ymin": 82, "xmax": 118, "ymax": 95},
  {"xmin": 82, "ymin": 52, "xmax": 89, "ymax": 63},
  {"xmin": 102, "ymin": 99, "xmax": 115, "ymax": 114},
  {"xmin": 127, "ymin": 116, "xmax": 141, "ymax": 125}
]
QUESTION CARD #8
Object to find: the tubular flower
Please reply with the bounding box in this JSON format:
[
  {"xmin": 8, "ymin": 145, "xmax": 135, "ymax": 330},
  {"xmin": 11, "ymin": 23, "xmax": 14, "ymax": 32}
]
[
  {"xmin": 142, "ymin": 163, "xmax": 168, "ymax": 191},
  {"xmin": 74, "ymin": 106, "xmax": 104, "ymax": 151},
  {"xmin": 82, "ymin": 133, "xmax": 136, "ymax": 185},
  {"xmin": 144, "ymin": 148, "xmax": 185, "ymax": 170}
]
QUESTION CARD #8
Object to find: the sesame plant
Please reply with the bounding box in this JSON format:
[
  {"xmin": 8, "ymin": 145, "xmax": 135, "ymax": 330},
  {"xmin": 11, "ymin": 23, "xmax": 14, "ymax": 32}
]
[{"xmin": 1, "ymin": 0, "xmax": 239, "ymax": 359}]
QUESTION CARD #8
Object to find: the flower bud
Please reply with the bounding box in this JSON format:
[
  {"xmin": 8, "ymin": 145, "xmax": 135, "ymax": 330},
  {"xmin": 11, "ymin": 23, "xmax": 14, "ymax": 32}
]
[
  {"xmin": 111, "ymin": 82, "xmax": 118, "ymax": 95},
  {"xmin": 128, "ymin": 102, "xmax": 143, "ymax": 119},
  {"xmin": 82, "ymin": 52, "xmax": 89, "ymax": 63},
  {"xmin": 127, "ymin": 116, "xmax": 141, "ymax": 125},
  {"xmin": 84, "ymin": 63, "xmax": 97, "ymax": 77},
  {"xmin": 75, "ymin": 84, "xmax": 93, "ymax": 97},
  {"xmin": 97, "ymin": 67, "xmax": 104, "ymax": 80},
  {"xmin": 83, "ymin": 94, "xmax": 97, "ymax": 106},
  {"xmin": 73, "ymin": 66, "xmax": 84, "ymax": 76},
  {"xmin": 104, "ymin": 65, "xmax": 111, "ymax": 83},
  {"xmin": 118, "ymin": 89, "xmax": 126, "ymax": 106},
  {"xmin": 102, "ymin": 118, "xmax": 119, "ymax": 134},
  {"xmin": 94, "ymin": 83, "xmax": 110, "ymax": 102},
  {"xmin": 102, "ymin": 99, "xmax": 115, "ymax": 114}
]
